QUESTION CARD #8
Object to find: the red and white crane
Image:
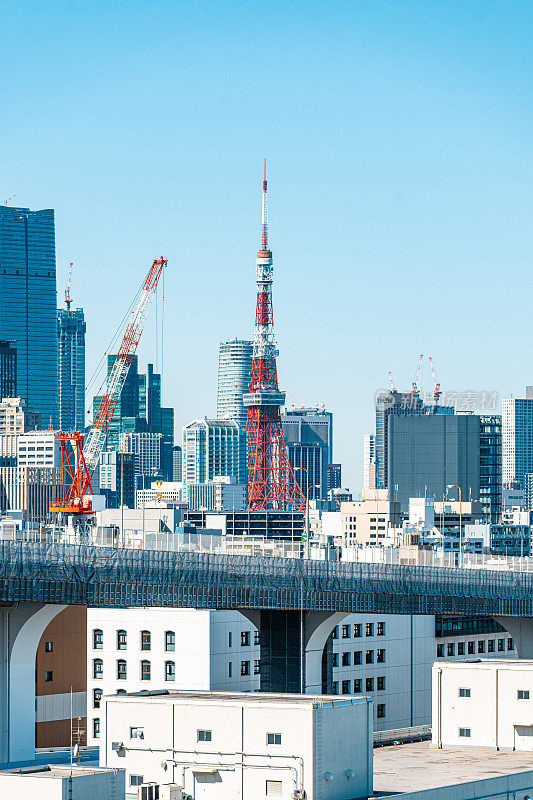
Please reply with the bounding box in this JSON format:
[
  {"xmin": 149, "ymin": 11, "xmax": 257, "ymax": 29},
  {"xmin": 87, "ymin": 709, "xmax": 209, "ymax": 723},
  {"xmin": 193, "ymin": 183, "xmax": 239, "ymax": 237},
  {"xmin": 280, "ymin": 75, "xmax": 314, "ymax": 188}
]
[
  {"xmin": 50, "ymin": 257, "xmax": 167, "ymax": 517},
  {"xmin": 428, "ymin": 355, "xmax": 441, "ymax": 403},
  {"xmin": 411, "ymin": 353, "xmax": 423, "ymax": 394}
]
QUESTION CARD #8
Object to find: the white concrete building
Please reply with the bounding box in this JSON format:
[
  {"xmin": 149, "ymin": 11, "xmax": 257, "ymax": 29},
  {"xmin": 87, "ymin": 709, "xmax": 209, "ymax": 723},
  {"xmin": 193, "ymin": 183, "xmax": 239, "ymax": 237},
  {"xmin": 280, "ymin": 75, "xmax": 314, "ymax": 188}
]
[
  {"xmin": 433, "ymin": 659, "xmax": 533, "ymax": 751},
  {"xmin": 17, "ymin": 429, "xmax": 61, "ymax": 467},
  {"xmin": 119, "ymin": 431, "xmax": 162, "ymax": 477},
  {"xmin": 0, "ymin": 765, "xmax": 125, "ymax": 800},
  {"xmin": 187, "ymin": 476, "xmax": 247, "ymax": 511},
  {"xmin": 100, "ymin": 690, "xmax": 373, "ymax": 800},
  {"xmin": 87, "ymin": 608, "xmax": 260, "ymax": 745},
  {"xmin": 136, "ymin": 481, "xmax": 186, "ymax": 508},
  {"xmin": 330, "ymin": 613, "xmax": 435, "ymax": 730}
]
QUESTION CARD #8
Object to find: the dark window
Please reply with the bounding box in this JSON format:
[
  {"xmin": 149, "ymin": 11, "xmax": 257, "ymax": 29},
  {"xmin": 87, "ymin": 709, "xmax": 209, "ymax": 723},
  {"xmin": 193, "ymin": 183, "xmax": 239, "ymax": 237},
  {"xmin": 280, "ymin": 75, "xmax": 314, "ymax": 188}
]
[
  {"xmin": 508, "ymin": 638, "xmax": 514, "ymax": 651},
  {"xmin": 93, "ymin": 629, "xmax": 103, "ymax": 649},
  {"xmin": 342, "ymin": 625, "xmax": 350, "ymax": 639},
  {"xmin": 341, "ymin": 680, "xmax": 350, "ymax": 694},
  {"xmin": 332, "ymin": 653, "xmax": 338, "ymax": 667},
  {"xmin": 197, "ymin": 730, "xmax": 212, "ymax": 742},
  {"xmin": 228, "ymin": 662, "xmax": 232, "ymax": 678},
  {"xmin": 353, "ymin": 678, "xmax": 362, "ymax": 693},
  {"xmin": 354, "ymin": 651, "xmax": 362, "ymax": 665},
  {"xmin": 436, "ymin": 644, "xmax": 444, "ymax": 657},
  {"xmin": 44, "ymin": 671, "xmax": 53, "ymax": 682},
  {"xmin": 117, "ymin": 660, "xmax": 127, "ymax": 680},
  {"xmin": 93, "ymin": 718, "xmax": 100, "ymax": 738},
  {"xmin": 267, "ymin": 733, "xmax": 282, "ymax": 745},
  {"xmin": 377, "ymin": 704, "xmax": 385, "ymax": 718},
  {"xmin": 93, "ymin": 689, "xmax": 102, "ymax": 709},
  {"xmin": 366, "ymin": 650, "xmax": 374, "ymax": 664},
  {"xmin": 459, "ymin": 728, "xmax": 471, "ymax": 737},
  {"xmin": 459, "ymin": 688, "xmax": 471, "ymax": 698},
  {"xmin": 165, "ymin": 631, "xmax": 175, "ymax": 652},
  {"xmin": 254, "ymin": 630, "xmax": 260, "ymax": 645},
  {"xmin": 332, "ymin": 626, "xmax": 339, "ymax": 640},
  {"xmin": 447, "ymin": 643, "xmax": 455, "ymax": 656},
  {"xmin": 518, "ymin": 689, "xmax": 530, "ymax": 700},
  {"xmin": 377, "ymin": 622, "xmax": 385, "ymax": 636},
  {"xmin": 478, "ymin": 640, "xmax": 485, "ymax": 653},
  {"xmin": 130, "ymin": 775, "xmax": 143, "ymax": 787},
  {"xmin": 254, "ymin": 660, "xmax": 261, "ymax": 675},
  {"xmin": 377, "ymin": 676, "xmax": 385, "ymax": 691},
  {"xmin": 228, "ymin": 632, "xmax": 232, "ymax": 647},
  {"xmin": 141, "ymin": 660, "xmax": 151, "ymax": 681},
  {"xmin": 498, "ymin": 638, "xmax": 505, "ymax": 652},
  {"xmin": 468, "ymin": 641, "xmax": 475, "ymax": 654},
  {"xmin": 141, "ymin": 630, "xmax": 151, "ymax": 651},
  {"xmin": 366, "ymin": 623, "xmax": 374, "ymax": 637},
  {"xmin": 342, "ymin": 652, "xmax": 350, "ymax": 666},
  {"xmin": 366, "ymin": 677, "xmax": 374, "ymax": 691},
  {"xmin": 457, "ymin": 642, "xmax": 465, "ymax": 656},
  {"xmin": 353, "ymin": 624, "xmax": 362, "ymax": 638},
  {"xmin": 241, "ymin": 631, "xmax": 250, "ymax": 646},
  {"xmin": 488, "ymin": 639, "xmax": 495, "ymax": 652},
  {"xmin": 241, "ymin": 660, "xmax": 250, "ymax": 676},
  {"xmin": 331, "ymin": 681, "xmax": 338, "ymax": 694},
  {"xmin": 165, "ymin": 661, "xmax": 175, "ymax": 681},
  {"xmin": 93, "ymin": 659, "xmax": 103, "ymax": 679},
  {"xmin": 377, "ymin": 649, "xmax": 385, "ymax": 663},
  {"xmin": 117, "ymin": 630, "xmax": 127, "ymax": 650},
  {"xmin": 44, "ymin": 641, "xmax": 53, "ymax": 653}
]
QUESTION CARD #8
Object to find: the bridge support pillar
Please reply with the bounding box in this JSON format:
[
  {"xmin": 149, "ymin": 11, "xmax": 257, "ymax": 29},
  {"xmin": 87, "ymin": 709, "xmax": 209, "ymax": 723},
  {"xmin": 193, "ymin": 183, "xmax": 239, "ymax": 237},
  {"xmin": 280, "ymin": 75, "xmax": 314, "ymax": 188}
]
[
  {"xmin": 495, "ymin": 617, "xmax": 533, "ymax": 658},
  {"xmin": 244, "ymin": 610, "xmax": 347, "ymax": 694},
  {"xmin": 0, "ymin": 602, "xmax": 66, "ymax": 766}
]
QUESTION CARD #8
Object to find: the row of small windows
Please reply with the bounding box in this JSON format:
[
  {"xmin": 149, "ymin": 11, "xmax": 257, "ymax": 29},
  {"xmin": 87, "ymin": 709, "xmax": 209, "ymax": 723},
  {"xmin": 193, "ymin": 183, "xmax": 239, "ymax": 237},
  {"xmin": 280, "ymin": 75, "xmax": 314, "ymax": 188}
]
[
  {"xmin": 458, "ymin": 687, "xmax": 530, "ymax": 701},
  {"xmin": 334, "ymin": 649, "xmax": 386, "ymax": 666},
  {"xmin": 92, "ymin": 722, "xmax": 283, "ymax": 745},
  {"xmin": 332, "ymin": 676, "xmax": 386, "ymax": 694},
  {"xmin": 436, "ymin": 638, "xmax": 513, "ymax": 657},
  {"xmin": 228, "ymin": 630, "xmax": 260, "ymax": 647},
  {"xmin": 93, "ymin": 659, "xmax": 175, "ymax": 681},
  {"xmin": 93, "ymin": 629, "xmax": 175, "ymax": 651},
  {"xmin": 333, "ymin": 622, "xmax": 386, "ymax": 639}
]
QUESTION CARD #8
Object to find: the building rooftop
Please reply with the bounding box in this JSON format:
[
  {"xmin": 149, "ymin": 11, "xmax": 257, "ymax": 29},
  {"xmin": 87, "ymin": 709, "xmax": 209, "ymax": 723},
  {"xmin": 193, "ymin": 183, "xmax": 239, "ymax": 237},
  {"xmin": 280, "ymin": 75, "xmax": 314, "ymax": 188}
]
[
  {"xmin": 106, "ymin": 689, "xmax": 369, "ymax": 708},
  {"xmin": 372, "ymin": 741, "xmax": 533, "ymax": 797},
  {"xmin": 0, "ymin": 765, "xmax": 115, "ymax": 779},
  {"xmin": 436, "ymin": 658, "xmax": 533, "ymax": 670}
]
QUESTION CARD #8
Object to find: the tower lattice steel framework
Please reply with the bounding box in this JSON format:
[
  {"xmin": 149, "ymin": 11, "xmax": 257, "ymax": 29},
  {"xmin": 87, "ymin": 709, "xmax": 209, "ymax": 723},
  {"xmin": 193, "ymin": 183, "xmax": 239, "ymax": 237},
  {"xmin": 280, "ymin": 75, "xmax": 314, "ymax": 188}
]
[{"xmin": 244, "ymin": 163, "xmax": 306, "ymax": 511}]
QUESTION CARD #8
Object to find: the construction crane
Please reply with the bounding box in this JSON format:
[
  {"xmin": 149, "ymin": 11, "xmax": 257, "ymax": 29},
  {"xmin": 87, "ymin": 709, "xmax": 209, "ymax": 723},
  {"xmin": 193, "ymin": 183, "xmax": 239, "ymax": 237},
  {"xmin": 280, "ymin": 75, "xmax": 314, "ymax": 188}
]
[
  {"xmin": 428, "ymin": 355, "xmax": 441, "ymax": 403},
  {"xmin": 411, "ymin": 353, "xmax": 423, "ymax": 394},
  {"xmin": 50, "ymin": 257, "xmax": 167, "ymax": 517},
  {"xmin": 64, "ymin": 262, "xmax": 74, "ymax": 310},
  {"xmin": 388, "ymin": 371, "xmax": 397, "ymax": 392}
]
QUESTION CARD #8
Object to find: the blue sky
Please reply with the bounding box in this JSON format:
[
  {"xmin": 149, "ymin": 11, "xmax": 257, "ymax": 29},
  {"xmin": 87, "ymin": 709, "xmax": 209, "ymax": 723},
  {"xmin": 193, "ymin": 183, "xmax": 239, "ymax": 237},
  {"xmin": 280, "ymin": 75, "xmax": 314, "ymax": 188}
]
[{"xmin": 2, "ymin": 0, "xmax": 533, "ymax": 492}]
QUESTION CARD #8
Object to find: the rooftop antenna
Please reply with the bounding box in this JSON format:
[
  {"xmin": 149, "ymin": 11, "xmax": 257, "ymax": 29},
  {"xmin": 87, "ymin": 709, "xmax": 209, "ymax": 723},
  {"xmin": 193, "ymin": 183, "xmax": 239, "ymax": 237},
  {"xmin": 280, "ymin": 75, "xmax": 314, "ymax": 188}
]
[{"xmin": 65, "ymin": 262, "xmax": 74, "ymax": 310}]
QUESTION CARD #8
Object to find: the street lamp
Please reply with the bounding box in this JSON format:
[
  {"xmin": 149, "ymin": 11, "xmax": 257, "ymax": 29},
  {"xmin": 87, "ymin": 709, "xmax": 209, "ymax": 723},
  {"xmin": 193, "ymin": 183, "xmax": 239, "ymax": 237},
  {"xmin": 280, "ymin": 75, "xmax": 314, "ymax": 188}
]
[{"xmin": 447, "ymin": 484, "xmax": 462, "ymax": 566}]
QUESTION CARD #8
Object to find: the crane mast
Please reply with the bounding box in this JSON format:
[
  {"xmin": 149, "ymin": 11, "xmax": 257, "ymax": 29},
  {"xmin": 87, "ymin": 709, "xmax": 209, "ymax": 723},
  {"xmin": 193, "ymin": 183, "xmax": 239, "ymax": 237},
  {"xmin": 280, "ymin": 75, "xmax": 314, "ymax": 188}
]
[{"xmin": 50, "ymin": 257, "xmax": 167, "ymax": 516}]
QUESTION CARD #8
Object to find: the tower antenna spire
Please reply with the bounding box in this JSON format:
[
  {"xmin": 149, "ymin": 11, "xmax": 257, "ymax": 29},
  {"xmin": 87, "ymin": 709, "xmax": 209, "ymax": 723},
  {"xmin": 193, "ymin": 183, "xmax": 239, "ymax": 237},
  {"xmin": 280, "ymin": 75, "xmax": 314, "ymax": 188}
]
[{"xmin": 261, "ymin": 157, "xmax": 269, "ymax": 252}]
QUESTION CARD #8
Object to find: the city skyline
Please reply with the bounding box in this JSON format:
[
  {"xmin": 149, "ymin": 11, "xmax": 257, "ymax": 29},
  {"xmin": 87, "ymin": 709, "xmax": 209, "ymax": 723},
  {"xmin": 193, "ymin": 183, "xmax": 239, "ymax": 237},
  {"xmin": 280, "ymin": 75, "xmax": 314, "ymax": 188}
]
[{"xmin": 3, "ymin": 1, "xmax": 533, "ymax": 492}]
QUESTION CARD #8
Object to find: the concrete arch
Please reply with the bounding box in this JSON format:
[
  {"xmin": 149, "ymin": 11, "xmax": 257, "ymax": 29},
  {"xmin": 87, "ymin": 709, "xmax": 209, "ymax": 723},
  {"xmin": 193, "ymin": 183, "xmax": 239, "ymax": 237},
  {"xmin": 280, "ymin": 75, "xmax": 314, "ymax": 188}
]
[
  {"xmin": 495, "ymin": 617, "xmax": 533, "ymax": 659},
  {"xmin": 304, "ymin": 612, "xmax": 348, "ymax": 694}
]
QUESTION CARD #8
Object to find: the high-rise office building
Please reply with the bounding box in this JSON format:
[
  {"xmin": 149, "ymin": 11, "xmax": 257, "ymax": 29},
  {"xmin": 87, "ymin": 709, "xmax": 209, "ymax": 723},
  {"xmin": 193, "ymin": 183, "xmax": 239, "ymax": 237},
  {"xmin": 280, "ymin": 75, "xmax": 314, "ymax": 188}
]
[
  {"xmin": 118, "ymin": 431, "xmax": 163, "ymax": 487},
  {"xmin": 375, "ymin": 391, "xmax": 454, "ymax": 490},
  {"xmin": 57, "ymin": 307, "xmax": 86, "ymax": 431},
  {"xmin": 182, "ymin": 419, "xmax": 247, "ymax": 486},
  {"xmin": 502, "ymin": 393, "xmax": 533, "ymax": 487},
  {"xmin": 281, "ymin": 407, "xmax": 333, "ymax": 501},
  {"xmin": 172, "ymin": 445, "xmax": 182, "ymax": 482},
  {"xmin": 387, "ymin": 413, "xmax": 480, "ymax": 512},
  {"xmin": 99, "ymin": 450, "xmax": 136, "ymax": 509},
  {"xmin": 0, "ymin": 206, "xmax": 58, "ymax": 426},
  {"xmin": 479, "ymin": 415, "xmax": 502, "ymax": 524},
  {"xmin": 216, "ymin": 339, "xmax": 253, "ymax": 426},
  {"xmin": 0, "ymin": 340, "xmax": 17, "ymax": 398},
  {"xmin": 363, "ymin": 434, "xmax": 376, "ymax": 491},
  {"xmin": 0, "ymin": 397, "xmax": 40, "ymax": 433},
  {"xmin": 327, "ymin": 463, "xmax": 341, "ymax": 491}
]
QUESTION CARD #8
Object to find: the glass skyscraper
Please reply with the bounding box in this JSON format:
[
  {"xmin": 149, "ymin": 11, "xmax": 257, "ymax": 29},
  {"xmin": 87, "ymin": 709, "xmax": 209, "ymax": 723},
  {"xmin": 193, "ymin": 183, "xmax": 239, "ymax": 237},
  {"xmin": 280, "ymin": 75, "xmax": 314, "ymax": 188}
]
[
  {"xmin": 479, "ymin": 414, "xmax": 502, "ymax": 523},
  {"xmin": 502, "ymin": 395, "xmax": 533, "ymax": 487},
  {"xmin": 216, "ymin": 339, "xmax": 253, "ymax": 426},
  {"xmin": 57, "ymin": 307, "xmax": 86, "ymax": 430},
  {"xmin": 0, "ymin": 206, "xmax": 58, "ymax": 425}
]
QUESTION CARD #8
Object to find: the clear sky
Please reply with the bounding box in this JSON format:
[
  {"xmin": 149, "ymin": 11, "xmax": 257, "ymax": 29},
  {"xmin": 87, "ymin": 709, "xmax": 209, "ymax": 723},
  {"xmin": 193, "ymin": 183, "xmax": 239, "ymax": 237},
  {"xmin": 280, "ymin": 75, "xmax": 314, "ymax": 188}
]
[{"xmin": 2, "ymin": 0, "xmax": 533, "ymax": 493}]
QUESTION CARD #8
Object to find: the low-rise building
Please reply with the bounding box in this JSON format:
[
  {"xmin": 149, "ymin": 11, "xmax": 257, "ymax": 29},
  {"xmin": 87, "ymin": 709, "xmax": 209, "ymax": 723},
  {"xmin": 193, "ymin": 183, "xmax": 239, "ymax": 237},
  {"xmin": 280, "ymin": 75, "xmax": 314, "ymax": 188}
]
[
  {"xmin": 0, "ymin": 397, "xmax": 40, "ymax": 434},
  {"xmin": 100, "ymin": 690, "xmax": 373, "ymax": 800},
  {"xmin": 341, "ymin": 494, "xmax": 401, "ymax": 546},
  {"xmin": 0, "ymin": 765, "xmax": 124, "ymax": 800},
  {"xmin": 186, "ymin": 477, "xmax": 247, "ymax": 511}
]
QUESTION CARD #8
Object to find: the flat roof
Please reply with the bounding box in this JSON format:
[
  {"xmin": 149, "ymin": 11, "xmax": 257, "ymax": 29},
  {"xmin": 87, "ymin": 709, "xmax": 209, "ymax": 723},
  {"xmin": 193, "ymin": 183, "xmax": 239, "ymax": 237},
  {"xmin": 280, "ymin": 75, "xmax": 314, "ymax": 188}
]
[
  {"xmin": 105, "ymin": 689, "xmax": 369, "ymax": 707},
  {"xmin": 435, "ymin": 659, "xmax": 533, "ymax": 669},
  {"xmin": 0, "ymin": 765, "xmax": 115, "ymax": 779},
  {"xmin": 372, "ymin": 741, "xmax": 533, "ymax": 797}
]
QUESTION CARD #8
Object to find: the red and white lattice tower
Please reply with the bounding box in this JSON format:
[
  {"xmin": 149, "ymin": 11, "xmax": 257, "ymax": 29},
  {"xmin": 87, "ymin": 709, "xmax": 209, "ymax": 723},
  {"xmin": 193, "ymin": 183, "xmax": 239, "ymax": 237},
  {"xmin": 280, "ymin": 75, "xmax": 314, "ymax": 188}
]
[{"xmin": 244, "ymin": 162, "xmax": 306, "ymax": 511}]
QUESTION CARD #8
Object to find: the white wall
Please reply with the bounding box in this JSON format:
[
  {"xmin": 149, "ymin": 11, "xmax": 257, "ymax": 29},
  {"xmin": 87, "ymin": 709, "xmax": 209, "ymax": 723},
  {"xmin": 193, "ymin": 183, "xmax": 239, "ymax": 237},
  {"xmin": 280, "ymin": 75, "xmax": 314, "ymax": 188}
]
[{"xmin": 0, "ymin": 769, "xmax": 125, "ymax": 800}]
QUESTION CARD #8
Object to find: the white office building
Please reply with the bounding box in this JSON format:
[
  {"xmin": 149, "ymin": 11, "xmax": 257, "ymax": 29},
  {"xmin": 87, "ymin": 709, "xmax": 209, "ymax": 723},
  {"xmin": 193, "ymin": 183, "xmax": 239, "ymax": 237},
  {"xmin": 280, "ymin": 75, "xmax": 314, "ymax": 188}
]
[
  {"xmin": 17, "ymin": 429, "xmax": 60, "ymax": 467},
  {"xmin": 216, "ymin": 338, "xmax": 253, "ymax": 426},
  {"xmin": 182, "ymin": 419, "xmax": 247, "ymax": 486},
  {"xmin": 119, "ymin": 432, "xmax": 162, "ymax": 479},
  {"xmin": 136, "ymin": 481, "xmax": 186, "ymax": 508},
  {"xmin": 100, "ymin": 690, "xmax": 373, "ymax": 800},
  {"xmin": 363, "ymin": 433, "xmax": 376, "ymax": 490},
  {"xmin": 87, "ymin": 608, "xmax": 260, "ymax": 745},
  {"xmin": 433, "ymin": 659, "xmax": 533, "ymax": 751},
  {"xmin": 187, "ymin": 476, "xmax": 247, "ymax": 511}
]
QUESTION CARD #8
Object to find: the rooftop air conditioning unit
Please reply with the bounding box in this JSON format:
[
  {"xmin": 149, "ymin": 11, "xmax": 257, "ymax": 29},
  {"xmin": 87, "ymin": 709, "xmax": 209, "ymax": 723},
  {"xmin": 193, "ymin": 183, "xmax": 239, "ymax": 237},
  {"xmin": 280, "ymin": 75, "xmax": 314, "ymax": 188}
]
[
  {"xmin": 138, "ymin": 783, "xmax": 159, "ymax": 800},
  {"xmin": 160, "ymin": 785, "xmax": 184, "ymax": 800},
  {"xmin": 293, "ymin": 791, "xmax": 307, "ymax": 799}
]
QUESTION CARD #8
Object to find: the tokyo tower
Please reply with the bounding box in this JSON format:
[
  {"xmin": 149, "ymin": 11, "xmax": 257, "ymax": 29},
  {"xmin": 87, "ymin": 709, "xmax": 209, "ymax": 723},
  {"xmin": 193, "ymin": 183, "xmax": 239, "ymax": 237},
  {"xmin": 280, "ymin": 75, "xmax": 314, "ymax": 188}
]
[{"xmin": 244, "ymin": 162, "xmax": 306, "ymax": 511}]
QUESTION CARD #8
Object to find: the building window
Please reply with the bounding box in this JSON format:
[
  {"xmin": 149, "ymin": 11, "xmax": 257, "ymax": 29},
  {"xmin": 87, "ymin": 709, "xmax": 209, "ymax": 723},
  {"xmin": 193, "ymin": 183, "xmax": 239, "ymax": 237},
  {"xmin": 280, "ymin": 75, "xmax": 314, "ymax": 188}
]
[
  {"xmin": 377, "ymin": 649, "xmax": 385, "ymax": 663},
  {"xmin": 459, "ymin": 688, "xmax": 471, "ymax": 698},
  {"xmin": 141, "ymin": 630, "xmax": 151, "ymax": 651},
  {"xmin": 458, "ymin": 642, "xmax": 465, "ymax": 656},
  {"xmin": 366, "ymin": 623, "xmax": 374, "ymax": 637},
  {"xmin": 354, "ymin": 651, "xmax": 362, "ymax": 665},
  {"xmin": 254, "ymin": 631, "xmax": 260, "ymax": 645},
  {"xmin": 165, "ymin": 631, "xmax": 175, "ymax": 652},
  {"xmin": 436, "ymin": 644, "xmax": 444, "ymax": 657},
  {"xmin": 342, "ymin": 652, "xmax": 351, "ymax": 666},
  {"xmin": 241, "ymin": 660, "xmax": 250, "ymax": 676},
  {"xmin": 93, "ymin": 629, "xmax": 103, "ymax": 650},
  {"xmin": 117, "ymin": 659, "xmax": 127, "ymax": 680},
  {"xmin": 130, "ymin": 727, "xmax": 144, "ymax": 739},
  {"xmin": 267, "ymin": 733, "xmax": 282, "ymax": 745},
  {"xmin": 93, "ymin": 719, "xmax": 100, "ymax": 738},
  {"xmin": 130, "ymin": 775, "xmax": 144, "ymax": 787},
  {"xmin": 377, "ymin": 676, "xmax": 385, "ymax": 691},
  {"xmin": 141, "ymin": 660, "xmax": 151, "ymax": 681},
  {"xmin": 93, "ymin": 689, "xmax": 102, "ymax": 709},
  {"xmin": 241, "ymin": 631, "xmax": 250, "ymax": 647},
  {"xmin": 478, "ymin": 640, "xmax": 485, "ymax": 654},
  {"xmin": 366, "ymin": 677, "xmax": 374, "ymax": 691},
  {"xmin": 447, "ymin": 643, "xmax": 455, "ymax": 657},
  {"xmin": 117, "ymin": 630, "xmax": 127, "ymax": 650},
  {"xmin": 488, "ymin": 639, "xmax": 495, "ymax": 652},
  {"xmin": 518, "ymin": 690, "xmax": 530, "ymax": 700},
  {"xmin": 165, "ymin": 661, "xmax": 175, "ymax": 681},
  {"xmin": 467, "ymin": 641, "xmax": 475, "ymax": 655},
  {"xmin": 228, "ymin": 632, "xmax": 232, "ymax": 647},
  {"xmin": 331, "ymin": 681, "xmax": 338, "ymax": 694},
  {"xmin": 341, "ymin": 680, "xmax": 350, "ymax": 694},
  {"xmin": 354, "ymin": 678, "xmax": 362, "ymax": 693},
  {"xmin": 44, "ymin": 641, "xmax": 53, "ymax": 653},
  {"xmin": 366, "ymin": 650, "xmax": 374, "ymax": 664},
  {"xmin": 254, "ymin": 660, "xmax": 261, "ymax": 675},
  {"xmin": 459, "ymin": 728, "xmax": 471, "ymax": 738},
  {"xmin": 228, "ymin": 662, "xmax": 232, "ymax": 678},
  {"xmin": 377, "ymin": 704, "xmax": 385, "ymax": 718},
  {"xmin": 498, "ymin": 638, "xmax": 505, "ymax": 652},
  {"xmin": 197, "ymin": 729, "xmax": 212, "ymax": 742},
  {"xmin": 353, "ymin": 624, "xmax": 362, "ymax": 638},
  {"xmin": 508, "ymin": 638, "xmax": 514, "ymax": 651},
  {"xmin": 45, "ymin": 671, "xmax": 53, "ymax": 682},
  {"xmin": 377, "ymin": 622, "xmax": 385, "ymax": 636},
  {"xmin": 332, "ymin": 653, "xmax": 338, "ymax": 667},
  {"xmin": 93, "ymin": 659, "xmax": 103, "ymax": 679},
  {"xmin": 332, "ymin": 626, "xmax": 339, "ymax": 639},
  {"xmin": 342, "ymin": 625, "xmax": 350, "ymax": 639}
]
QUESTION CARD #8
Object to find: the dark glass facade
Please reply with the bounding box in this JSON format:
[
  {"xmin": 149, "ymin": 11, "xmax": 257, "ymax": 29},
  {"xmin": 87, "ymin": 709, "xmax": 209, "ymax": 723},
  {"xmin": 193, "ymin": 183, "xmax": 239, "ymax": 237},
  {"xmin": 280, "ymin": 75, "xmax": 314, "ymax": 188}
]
[
  {"xmin": 0, "ymin": 340, "xmax": 17, "ymax": 398},
  {"xmin": 57, "ymin": 307, "xmax": 86, "ymax": 431},
  {"xmin": 0, "ymin": 207, "xmax": 58, "ymax": 425},
  {"xmin": 479, "ymin": 415, "xmax": 502, "ymax": 523}
]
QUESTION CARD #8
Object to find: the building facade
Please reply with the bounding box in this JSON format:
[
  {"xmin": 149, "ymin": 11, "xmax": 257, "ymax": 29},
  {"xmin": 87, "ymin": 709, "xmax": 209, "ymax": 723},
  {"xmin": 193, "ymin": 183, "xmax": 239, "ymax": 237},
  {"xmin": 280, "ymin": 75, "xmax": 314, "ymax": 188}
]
[
  {"xmin": 0, "ymin": 206, "xmax": 58, "ymax": 426},
  {"xmin": 57, "ymin": 307, "xmax": 86, "ymax": 431},
  {"xmin": 216, "ymin": 338, "xmax": 253, "ymax": 426},
  {"xmin": 341, "ymin": 495, "xmax": 401, "ymax": 546},
  {"xmin": 0, "ymin": 340, "xmax": 16, "ymax": 398},
  {"xmin": 480, "ymin": 414, "xmax": 502, "ymax": 523},
  {"xmin": 187, "ymin": 478, "xmax": 247, "ymax": 511},
  {"xmin": 172, "ymin": 445, "xmax": 182, "ymax": 482},
  {"xmin": 502, "ymin": 395, "xmax": 533, "ymax": 487},
  {"xmin": 119, "ymin": 432, "xmax": 163, "ymax": 488},
  {"xmin": 182, "ymin": 419, "xmax": 247, "ymax": 486},
  {"xmin": 363, "ymin": 433, "xmax": 376, "ymax": 491},
  {"xmin": 327, "ymin": 462, "xmax": 341, "ymax": 491},
  {"xmin": 0, "ymin": 397, "xmax": 40, "ymax": 434},
  {"xmin": 99, "ymin": 450, "xmax": 136, "ymax": 509},
  {"xmin": 281, "ymin": 406, "xmax": 333, "ymax": 501}
]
